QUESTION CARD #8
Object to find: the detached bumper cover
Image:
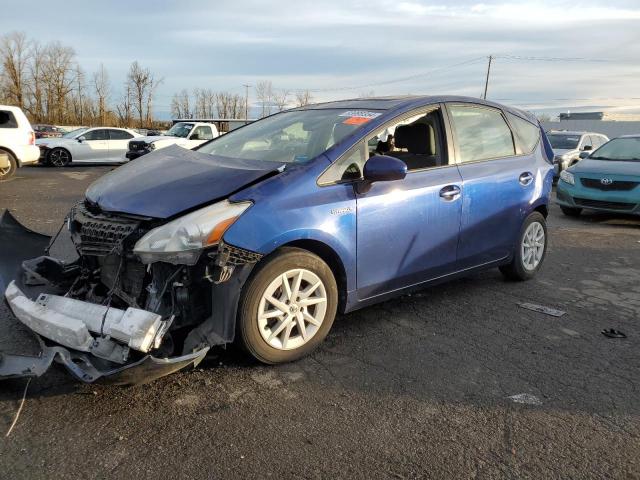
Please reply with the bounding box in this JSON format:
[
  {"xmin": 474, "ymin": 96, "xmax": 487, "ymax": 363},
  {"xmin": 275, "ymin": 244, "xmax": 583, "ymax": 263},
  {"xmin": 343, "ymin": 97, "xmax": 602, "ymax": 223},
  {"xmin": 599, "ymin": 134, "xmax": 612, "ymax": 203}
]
[{"xmin": 0, "ymin": 342, "xmax": 209, "ymax": 385}]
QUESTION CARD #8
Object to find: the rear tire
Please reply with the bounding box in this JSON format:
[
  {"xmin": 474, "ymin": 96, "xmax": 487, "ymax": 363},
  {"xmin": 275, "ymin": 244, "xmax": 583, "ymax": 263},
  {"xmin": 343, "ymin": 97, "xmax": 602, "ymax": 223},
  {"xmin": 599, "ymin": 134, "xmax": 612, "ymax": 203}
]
[
  {"xmin": 500, "ymin": 212, "xmax": 547, "ymax": 281},
  {"xmin": 560, "ymin": 206, "xmax": 582, "ymax": 217},
  {"xmin": 48, "ymin": 147, "xmax": 71, "ymax": 167},
  {"xmin": 238, "ymin": 247, "xmax": 338, "ymax": 364},
  {"xmin": 0, "ymin": 150, "xmax": 17, "ymax": 181}
]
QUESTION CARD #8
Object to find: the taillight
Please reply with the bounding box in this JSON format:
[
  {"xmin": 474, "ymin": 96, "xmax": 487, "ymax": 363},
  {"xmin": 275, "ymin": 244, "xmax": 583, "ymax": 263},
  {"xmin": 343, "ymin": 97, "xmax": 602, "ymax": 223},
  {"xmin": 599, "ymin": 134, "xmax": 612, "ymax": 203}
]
[{"xmin": 28, "ymin": 131, "xmax": 35, "ymax": 145}]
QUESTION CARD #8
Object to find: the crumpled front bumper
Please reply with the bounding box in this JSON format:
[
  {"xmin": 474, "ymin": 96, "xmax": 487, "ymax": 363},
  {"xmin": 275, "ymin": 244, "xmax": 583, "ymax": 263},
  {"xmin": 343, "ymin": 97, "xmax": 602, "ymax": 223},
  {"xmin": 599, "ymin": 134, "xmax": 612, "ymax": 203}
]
[{"xmin": 0, "ymin": 209, "xmax": 209, "ymax": 385}]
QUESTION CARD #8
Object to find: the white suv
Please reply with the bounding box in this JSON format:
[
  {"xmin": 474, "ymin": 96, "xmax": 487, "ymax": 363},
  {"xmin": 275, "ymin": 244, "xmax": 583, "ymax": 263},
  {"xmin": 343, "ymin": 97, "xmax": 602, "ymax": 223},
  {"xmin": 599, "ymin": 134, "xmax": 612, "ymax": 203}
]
[{"xmin": 0, "ymin": 105, "xmax": 39, "ymax": 181}]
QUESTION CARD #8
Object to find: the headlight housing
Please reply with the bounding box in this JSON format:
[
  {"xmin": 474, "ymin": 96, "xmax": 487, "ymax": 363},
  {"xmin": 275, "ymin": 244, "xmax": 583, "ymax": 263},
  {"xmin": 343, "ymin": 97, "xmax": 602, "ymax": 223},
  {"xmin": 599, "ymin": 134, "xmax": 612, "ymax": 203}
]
[
  {"xmin": 148, "ymin": 143, "xmax": 156, "ymax": 150},
  {"xmin": 133, "ymin": 200, "xmax": 251, "ymax": 265},
  {"xmin": 560, "ymin": 170, "xmax": 575, "ymax": 185}
]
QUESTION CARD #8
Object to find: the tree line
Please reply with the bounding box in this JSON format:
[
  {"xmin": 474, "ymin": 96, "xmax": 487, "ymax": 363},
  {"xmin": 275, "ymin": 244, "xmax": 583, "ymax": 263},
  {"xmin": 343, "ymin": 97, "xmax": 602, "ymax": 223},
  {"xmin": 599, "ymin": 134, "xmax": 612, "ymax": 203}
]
[
  {"xmin": 0, "ymin": 32, "xmax": 164, "ymax": 128},
  {"xmin": 1, "ymin": 31, "xmax": 317, "ymax": 128},
  {"xmin": 170, "ymin": 81, "xmax": 314, "ymax": 120}
]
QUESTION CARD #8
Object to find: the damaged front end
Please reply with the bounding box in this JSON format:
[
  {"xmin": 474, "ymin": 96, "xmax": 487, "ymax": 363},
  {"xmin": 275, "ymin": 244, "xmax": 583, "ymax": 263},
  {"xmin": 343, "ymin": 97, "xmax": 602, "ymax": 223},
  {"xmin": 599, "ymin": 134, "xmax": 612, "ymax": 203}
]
[{"xmin": 0, "ymin": 204, "xmax": 261, "ymax": 385}]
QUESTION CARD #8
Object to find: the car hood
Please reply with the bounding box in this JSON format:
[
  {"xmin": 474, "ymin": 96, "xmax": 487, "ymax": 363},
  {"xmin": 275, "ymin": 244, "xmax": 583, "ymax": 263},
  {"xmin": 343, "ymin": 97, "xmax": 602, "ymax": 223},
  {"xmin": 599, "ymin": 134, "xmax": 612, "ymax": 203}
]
[
  {"xmin": 86, "ymin": 144, "xmax": 284, "ymax": 218},
  {"xmin": 571, "ymin": 158, "xmax": 640, "ymax": 177}
]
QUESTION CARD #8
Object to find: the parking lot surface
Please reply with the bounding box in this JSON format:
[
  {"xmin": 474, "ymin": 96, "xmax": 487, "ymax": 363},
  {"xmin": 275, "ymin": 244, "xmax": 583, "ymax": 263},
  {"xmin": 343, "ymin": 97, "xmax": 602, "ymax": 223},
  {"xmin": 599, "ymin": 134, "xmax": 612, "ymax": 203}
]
[{"xmin": 1, "ymin": 165, "xmax": 639, "ymax": 479}]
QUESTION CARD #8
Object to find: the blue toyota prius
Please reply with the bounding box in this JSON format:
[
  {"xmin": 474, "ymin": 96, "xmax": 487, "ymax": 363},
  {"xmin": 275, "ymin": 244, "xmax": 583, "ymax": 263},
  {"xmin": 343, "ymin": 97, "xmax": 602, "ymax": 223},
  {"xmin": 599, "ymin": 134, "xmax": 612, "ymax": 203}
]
[{"xmin": 1, "ymin": 96, "xmax": 554, "ymax": 383}]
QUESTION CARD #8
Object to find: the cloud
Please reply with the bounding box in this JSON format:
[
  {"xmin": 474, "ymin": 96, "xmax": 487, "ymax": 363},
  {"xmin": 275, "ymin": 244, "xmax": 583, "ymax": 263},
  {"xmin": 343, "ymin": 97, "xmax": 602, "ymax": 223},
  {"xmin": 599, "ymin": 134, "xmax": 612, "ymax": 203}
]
[{"xmin": 3, "ymin": 0, "xmax": 639, "ymax": 116}]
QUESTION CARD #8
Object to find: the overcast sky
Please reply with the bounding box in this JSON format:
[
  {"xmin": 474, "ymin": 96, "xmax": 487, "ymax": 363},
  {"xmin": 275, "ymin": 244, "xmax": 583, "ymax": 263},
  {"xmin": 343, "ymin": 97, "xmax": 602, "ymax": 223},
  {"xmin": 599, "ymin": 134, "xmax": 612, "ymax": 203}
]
[{"xmin": 4, "ymin": 0, "xmax": 640, "ymax": 116}]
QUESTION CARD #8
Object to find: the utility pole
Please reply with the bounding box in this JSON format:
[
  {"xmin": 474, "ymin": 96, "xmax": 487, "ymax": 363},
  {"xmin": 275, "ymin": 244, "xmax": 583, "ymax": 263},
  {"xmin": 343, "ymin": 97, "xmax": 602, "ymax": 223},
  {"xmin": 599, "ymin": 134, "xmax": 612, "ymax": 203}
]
[
  {"xmin": 242, "ymin": 84, "xmax": 251, "ymax": 121},
  {"xmin": 483, "ymin": 55, "xmax": 493, "ymax": 100}
]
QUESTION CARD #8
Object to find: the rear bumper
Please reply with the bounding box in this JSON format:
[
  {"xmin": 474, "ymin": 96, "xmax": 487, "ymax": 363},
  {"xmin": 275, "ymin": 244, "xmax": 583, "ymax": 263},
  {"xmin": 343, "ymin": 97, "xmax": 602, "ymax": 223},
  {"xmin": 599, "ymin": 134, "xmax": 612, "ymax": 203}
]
[{"xmin": 14, "ymin": 145, "xmax": 40, "ymax": 165}]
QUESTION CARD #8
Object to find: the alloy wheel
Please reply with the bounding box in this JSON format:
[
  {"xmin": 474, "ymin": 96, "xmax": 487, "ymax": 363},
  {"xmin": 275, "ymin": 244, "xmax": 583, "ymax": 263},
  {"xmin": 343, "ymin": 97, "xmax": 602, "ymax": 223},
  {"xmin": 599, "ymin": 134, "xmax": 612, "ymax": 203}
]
[
  {"xmin": 49, "ymin": 149, "xmax": 70, "ymax": 167},
  {"xmin": 257, "ymin": 268, "xmax": 327, "ymax": 350},
  {"xmin": 521, "ymin": 221, "xmax": 545, "ymax": 271}
]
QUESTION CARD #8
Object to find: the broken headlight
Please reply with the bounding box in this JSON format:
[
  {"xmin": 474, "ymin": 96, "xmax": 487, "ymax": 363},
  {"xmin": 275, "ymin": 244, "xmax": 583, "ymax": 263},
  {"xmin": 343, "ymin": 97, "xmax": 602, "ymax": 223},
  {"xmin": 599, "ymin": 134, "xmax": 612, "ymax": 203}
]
[{"xmin": 133, "ymin": 200, "xmax": 251, "ymax": 265}]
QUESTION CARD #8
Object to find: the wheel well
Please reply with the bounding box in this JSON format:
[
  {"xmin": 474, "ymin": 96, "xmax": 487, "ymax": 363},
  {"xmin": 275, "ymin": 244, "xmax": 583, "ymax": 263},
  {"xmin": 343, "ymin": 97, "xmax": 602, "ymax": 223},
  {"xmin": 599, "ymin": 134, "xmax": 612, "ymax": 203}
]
[
  {"xmin": 0, "ymin": 147, "xmax": 19, "ymax": 167},
  {"xmin": 281, "ymin": 239, "xmax": 348, "ymax": 313},
  {"xmin": 534, "ymin": 204, "xmax": 548, "ymax": 218}
]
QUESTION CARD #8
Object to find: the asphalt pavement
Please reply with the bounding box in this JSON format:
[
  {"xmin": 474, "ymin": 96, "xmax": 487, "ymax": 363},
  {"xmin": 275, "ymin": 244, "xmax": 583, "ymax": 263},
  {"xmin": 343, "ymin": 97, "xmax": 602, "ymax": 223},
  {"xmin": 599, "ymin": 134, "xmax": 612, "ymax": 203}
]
[{"xmin": 1, "ymin": 164, "xmax": 639, "ymax": 479}]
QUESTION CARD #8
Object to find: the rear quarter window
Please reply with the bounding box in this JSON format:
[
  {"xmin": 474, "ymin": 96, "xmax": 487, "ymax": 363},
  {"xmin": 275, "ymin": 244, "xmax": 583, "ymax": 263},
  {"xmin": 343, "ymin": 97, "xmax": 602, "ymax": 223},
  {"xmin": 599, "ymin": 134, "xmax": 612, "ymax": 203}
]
[
  {"xmin": 0, "ymin": 110, "xmax": 18, "ymax": 128},
  {"xmin": 506, "ymin": 112, "xmax": 540, "ymax": 154}
]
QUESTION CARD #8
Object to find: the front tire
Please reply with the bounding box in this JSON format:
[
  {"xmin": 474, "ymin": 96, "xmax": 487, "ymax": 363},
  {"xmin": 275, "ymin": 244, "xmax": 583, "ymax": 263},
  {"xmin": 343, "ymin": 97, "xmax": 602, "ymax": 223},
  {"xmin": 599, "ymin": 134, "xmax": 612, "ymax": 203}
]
[
  {"xmin": 500, "ymin": 212, "xmax": 547, "ymax": 281},
  {"xmin": 238, "ymin": 247, "xmax": 338, "ymax": 364},
  {"xmin": 0, "ymin": 150, "xmax": 17, "ymax": 181},
  {"xmin": 48, "ymin": 147, "xmax": 71, "ymax": 167},
  {"xmin": 560, "ymin": 206, "xmax": 582, "ymax": 217}
]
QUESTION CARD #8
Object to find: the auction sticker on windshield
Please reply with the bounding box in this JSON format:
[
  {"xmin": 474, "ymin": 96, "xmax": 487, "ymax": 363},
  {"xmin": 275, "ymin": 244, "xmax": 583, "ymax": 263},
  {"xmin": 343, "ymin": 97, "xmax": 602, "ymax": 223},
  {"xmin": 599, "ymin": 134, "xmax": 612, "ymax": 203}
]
[{"xmin": 339, "ymin": 110, "xmax": 382, "ymax": 125}]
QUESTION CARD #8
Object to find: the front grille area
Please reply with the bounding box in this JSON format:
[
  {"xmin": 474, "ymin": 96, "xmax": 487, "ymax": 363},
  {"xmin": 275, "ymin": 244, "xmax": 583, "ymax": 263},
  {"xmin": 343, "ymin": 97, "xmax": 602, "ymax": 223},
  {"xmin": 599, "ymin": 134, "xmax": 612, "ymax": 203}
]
[
  {"xmin": 70, "ymin": 203, "xmax": 141, "ymax": 256},
  {"xmin": 128, "ymin": 140, "xmax": 148, "ymax": 151},
  {"xmin": 580, "ymin": 178, "xmax": 639, "ymax": 191},
  {"xmin": 574, "ymin": 198, "xmax": 636, "ymax": 211}
]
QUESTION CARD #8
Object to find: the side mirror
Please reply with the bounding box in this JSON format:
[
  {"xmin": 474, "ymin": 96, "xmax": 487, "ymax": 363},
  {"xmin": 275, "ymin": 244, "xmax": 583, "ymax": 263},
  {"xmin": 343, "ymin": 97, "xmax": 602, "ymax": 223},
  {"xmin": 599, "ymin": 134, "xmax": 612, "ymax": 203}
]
[
  {"xmin": 579, "ymin": 151, "xmax": 590, "ymax": 159},
  {"xmin": 356, "ymin": 155, "xmax": 407, "ymax": 194},
  {"xmin": 77, "ymin": 136, "xmax": 86, "ymax": 143},
  {"xmin": 582, "ymin": 145, "xmax": 592, "ymax": 151}
]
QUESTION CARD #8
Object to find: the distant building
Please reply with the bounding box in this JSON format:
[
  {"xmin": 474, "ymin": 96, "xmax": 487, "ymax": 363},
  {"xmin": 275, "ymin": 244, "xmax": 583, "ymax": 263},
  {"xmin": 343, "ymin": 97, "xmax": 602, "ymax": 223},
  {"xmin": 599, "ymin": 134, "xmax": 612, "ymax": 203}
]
[{"xmin": 559, "ymin": 111, "xmax": 640, "ymax": 121}]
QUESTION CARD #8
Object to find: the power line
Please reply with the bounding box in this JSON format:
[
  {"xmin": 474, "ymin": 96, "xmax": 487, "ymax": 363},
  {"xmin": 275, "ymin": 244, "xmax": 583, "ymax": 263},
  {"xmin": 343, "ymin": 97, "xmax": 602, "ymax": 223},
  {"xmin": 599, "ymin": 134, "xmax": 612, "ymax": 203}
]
[{"xmin": 291, "ymin": 57, "xmax": 487, "ymax": 94}]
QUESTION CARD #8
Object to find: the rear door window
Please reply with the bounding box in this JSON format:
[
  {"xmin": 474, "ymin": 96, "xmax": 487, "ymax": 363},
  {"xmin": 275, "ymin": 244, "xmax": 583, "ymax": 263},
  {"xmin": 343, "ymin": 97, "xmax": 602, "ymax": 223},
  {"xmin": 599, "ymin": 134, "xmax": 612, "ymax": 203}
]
[
  {"xmin": 0, "ymin": 110, "xmax": 18, "ymax": 128},
  {"xmin": 448, "ymin": 105, "xmax": 515, "ymax": 163},
  {"xmin": 108, "ymin": 129, "xmax": 133, "ymax": 140},
  {"xmin": 506, "ymin": 112, "xmax": 540, "ymax": 154}
]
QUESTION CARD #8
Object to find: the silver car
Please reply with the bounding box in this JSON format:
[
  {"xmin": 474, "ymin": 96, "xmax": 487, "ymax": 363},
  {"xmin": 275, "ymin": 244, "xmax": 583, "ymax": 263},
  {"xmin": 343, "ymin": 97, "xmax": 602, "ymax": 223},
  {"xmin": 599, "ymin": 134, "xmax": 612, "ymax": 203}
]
[
  {"xmin": 36, "ymin": 127, "xmax": 141, "ymax": 166},
  {"xmin": 548, "ymin": 130, "xmax": 609, "ymax": 174}
]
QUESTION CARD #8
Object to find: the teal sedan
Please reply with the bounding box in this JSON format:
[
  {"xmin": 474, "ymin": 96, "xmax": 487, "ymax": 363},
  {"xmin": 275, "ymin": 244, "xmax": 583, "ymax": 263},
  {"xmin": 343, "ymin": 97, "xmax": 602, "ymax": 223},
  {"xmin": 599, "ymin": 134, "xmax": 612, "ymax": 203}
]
[{"xmin": 556, "ymin": 135, "xmax": 640, "ymax": 216}]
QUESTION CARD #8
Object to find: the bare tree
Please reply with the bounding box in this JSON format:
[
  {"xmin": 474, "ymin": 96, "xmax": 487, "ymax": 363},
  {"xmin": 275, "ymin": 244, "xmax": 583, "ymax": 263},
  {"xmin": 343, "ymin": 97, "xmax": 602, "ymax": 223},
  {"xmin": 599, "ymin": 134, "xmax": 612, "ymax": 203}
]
[
  {"xmin": 116, "ymin": 83, "xmax": 133, "ymax": 127},
  {"xmin": 295, "ymin": 90, "xmax": 313, "ymax": 107},
  {"xmin": 26, "ymin": 41, "xmax": 47, "ymax": 122},
  {"xmin": 42, "ymin": 42, "xmax": 76, "ymax": 123},
  {"xmin": 0, "ymin": 32, "xmax": 31, "ymax": 109},
  {"xmin": 255, "ymin": 80, "xmax": 273, "ymax": 117},
  {"xmin": 93, "ymin": 63, "xmax": 110, "ymax": 126},
  {"xmin": 274, "ymin": 89, "xmax": 290, "ymax": 112},
  {"xmin": 127, "ymin": 61, "xmax": 161, "ymax": 128}
]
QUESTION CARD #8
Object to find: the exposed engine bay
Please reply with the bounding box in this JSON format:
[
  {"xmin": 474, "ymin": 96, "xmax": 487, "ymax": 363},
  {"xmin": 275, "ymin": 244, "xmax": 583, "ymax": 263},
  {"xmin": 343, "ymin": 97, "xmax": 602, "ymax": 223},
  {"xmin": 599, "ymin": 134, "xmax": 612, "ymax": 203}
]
[{"xmin": 0, "ymin": 203, "xmax": 261, "ymax": 384}]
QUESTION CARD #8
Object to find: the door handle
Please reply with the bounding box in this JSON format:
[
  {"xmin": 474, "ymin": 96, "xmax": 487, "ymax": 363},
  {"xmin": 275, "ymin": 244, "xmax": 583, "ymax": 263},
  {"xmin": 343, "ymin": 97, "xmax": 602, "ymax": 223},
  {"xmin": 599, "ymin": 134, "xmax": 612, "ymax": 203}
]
[
  {"xmin": 519, "ymin": 172, "xmax": 534, "ymax": 186},
  {"xmin": 439, "ymin": 185, "xmax": 461, "ymax": 201}
]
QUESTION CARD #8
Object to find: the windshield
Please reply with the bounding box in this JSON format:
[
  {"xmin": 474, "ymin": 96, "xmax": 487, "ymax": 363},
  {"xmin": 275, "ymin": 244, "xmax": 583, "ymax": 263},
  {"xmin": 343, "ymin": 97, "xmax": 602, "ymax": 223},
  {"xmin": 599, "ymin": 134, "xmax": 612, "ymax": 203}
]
[
  {"xmin": 166, "ymin": 122, "xmax": 194, "ymax": 138},
  {"xmin": 197, "ymin": 109, "xmax": 380, "ymax": 163},
  {"xmin": 63, "ymin": 127, "xmax": 87, "ymax": 139},
  {"xmin": 589, "ymin": 137, "xmax": 640, "ymax": 162},
  {"xmin": 548, "ymin": 134, "xmax": 581, "ymax": 150}
]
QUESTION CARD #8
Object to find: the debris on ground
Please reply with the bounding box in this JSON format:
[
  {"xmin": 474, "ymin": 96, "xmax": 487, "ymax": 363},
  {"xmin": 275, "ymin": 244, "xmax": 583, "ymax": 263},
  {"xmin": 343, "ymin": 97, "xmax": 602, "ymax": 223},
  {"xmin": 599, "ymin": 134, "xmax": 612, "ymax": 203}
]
[
  {"xmin": 518, "ymin": 302, "xmax": 566, "ymax": 317},
  {"xmin": 5, "ymin": 378, "xmax": 31, "ymax": 437},
  {"xmin": 507, "ymin": 393, "xmax": 542, "ymax": 405},
  {"xmin": 601, "ymin": 329, "xmax": 626, "ymax": 339}
]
